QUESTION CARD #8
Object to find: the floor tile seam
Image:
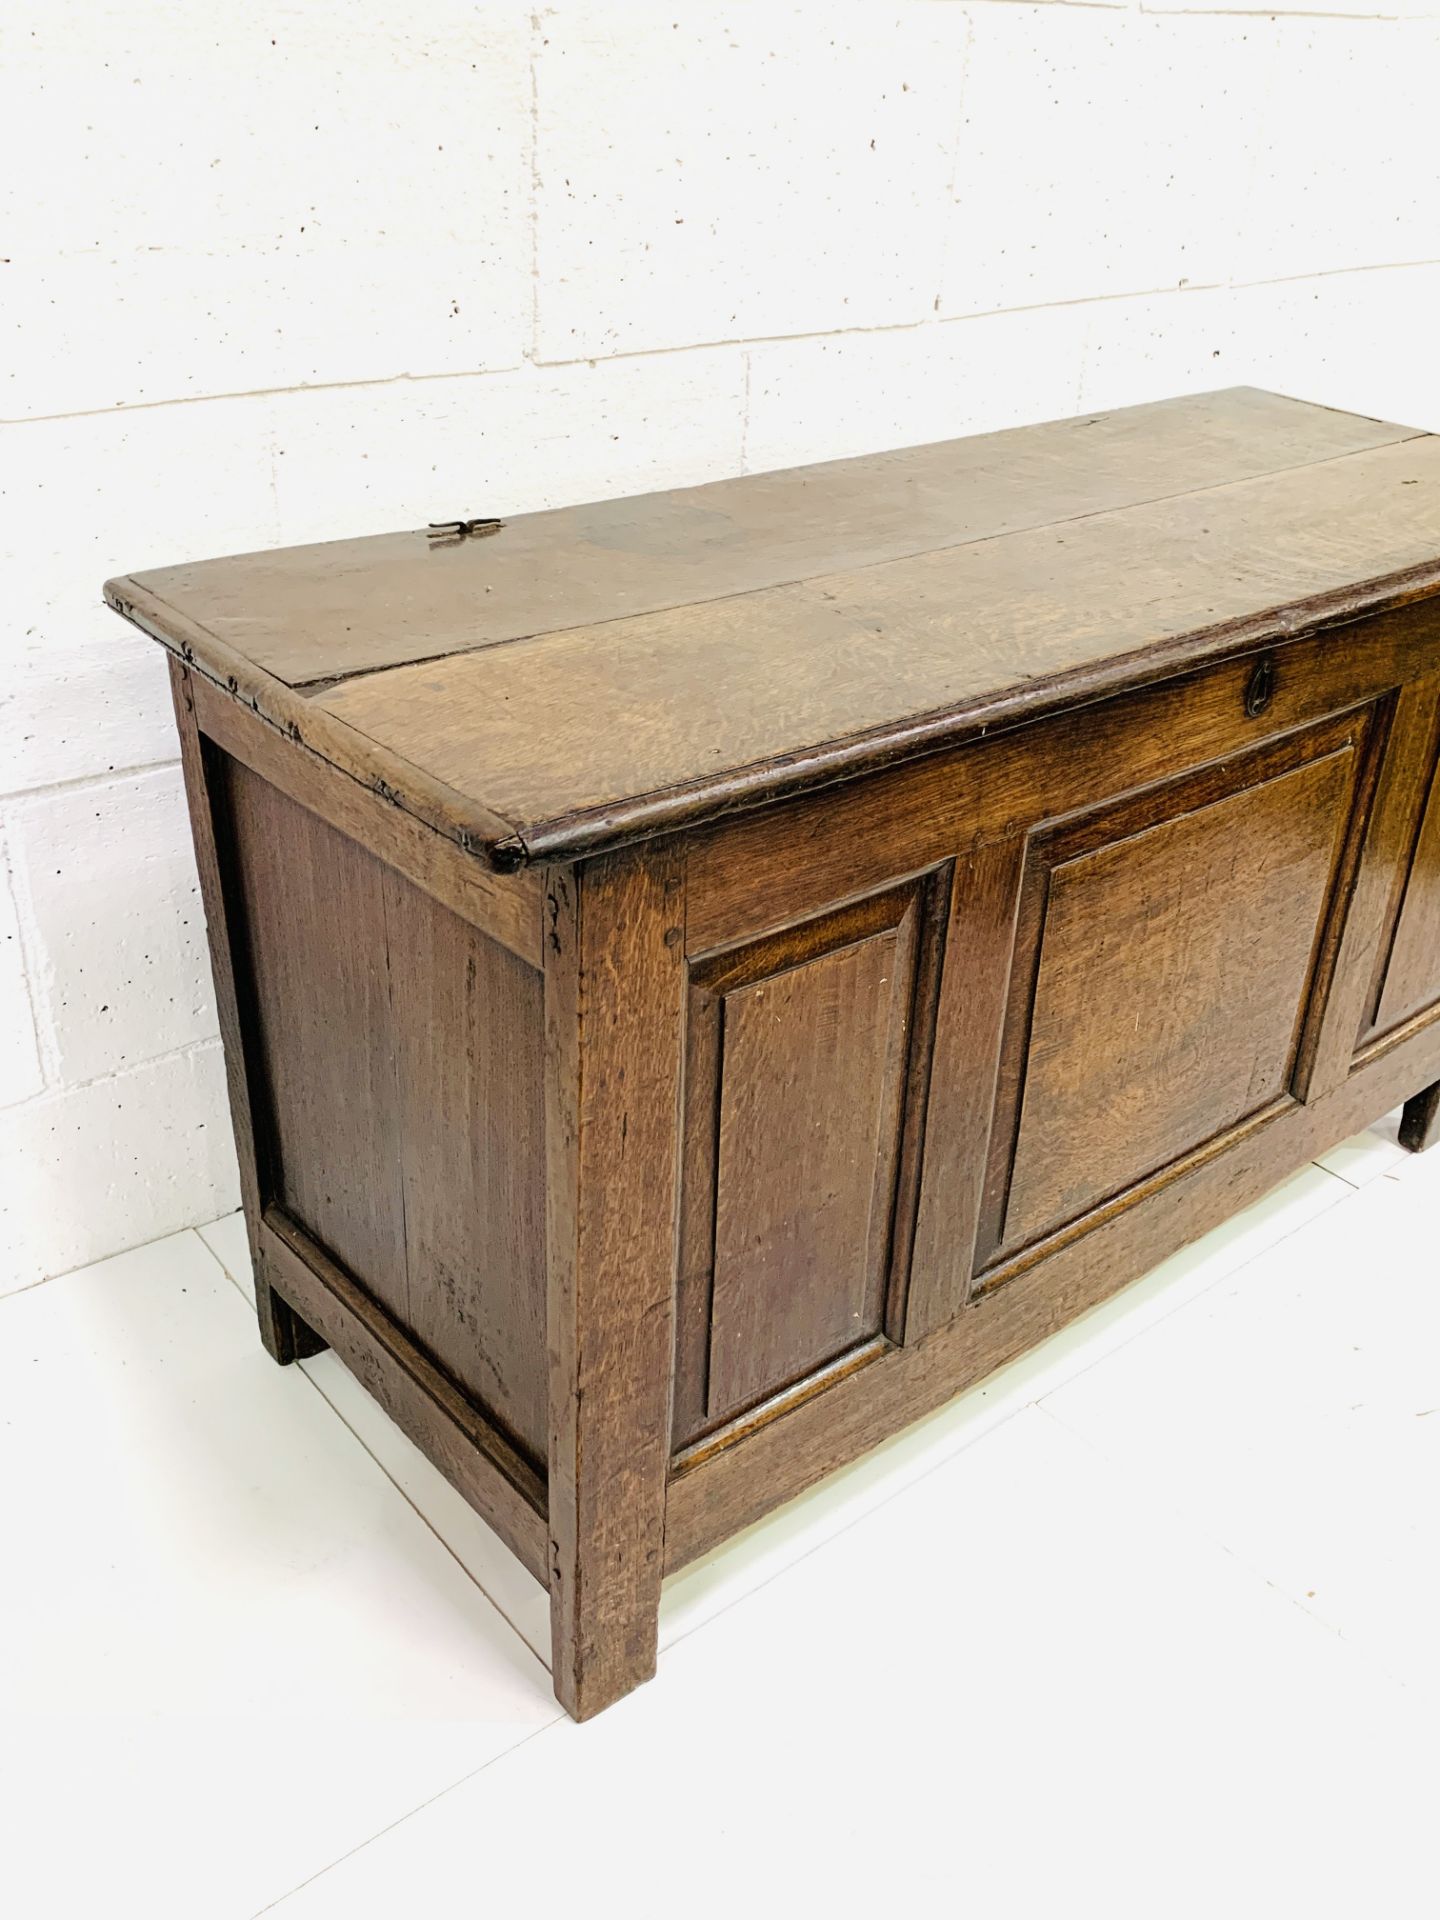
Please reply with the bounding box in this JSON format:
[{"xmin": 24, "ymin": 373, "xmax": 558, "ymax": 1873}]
[
  {"xmin": 187, "ymin": 1227, "xmax": 553, "ymax": 1670},
  {"xmin": 1030, "ymin": 1399, "xmax": 1436, "ymax": 1710}
]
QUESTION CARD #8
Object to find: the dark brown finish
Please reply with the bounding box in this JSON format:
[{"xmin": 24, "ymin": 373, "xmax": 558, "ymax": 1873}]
[
  {"xmin": 904, "ymin": 838, "xmax": 1026, "ymax": 1341},
  {"xmin": 225, "ymin": 757, "xmax": 407, "ymax": 1303},
  {"xmin": 218, "ymin": 752, "xmax": 549, "ymax": 1465},
  {"xmin": 1369, "ymin": 715, "xmax": 1440, "ymax": 1037},
  {"xmin": 544, "ymin": 849, "xmax": 686, "ymax": 1720},
  {"xmin": 710, "ymin": 932, "xmax": 901, "ymax": 1415},
  {"xmin": 309, "ymin": 433, "xmax": 1440, "ymax": 867},
  {"xmin": 978, "ymin": 713, "xmax": 1367, "ymax": 1273},
  {"xmin": 116, "ymin": 389, "xmax": 1419, "ymax": 687},
  {"xmin": 190, "ymin": 670, "xmax": 543, "ymax": 966},
  {"xmin": 1401, "ymin": 1082, "xmax": 1440, "ymax": 1151},
  {"xmin": 109, "ymin": 391, "xmax": 1440, "ymax": 871},
  {"xmin": 168, "ymin": 658, "xmax": 325, "ymax": 1366},
  {"xmin": 1305, "ymin": 676, "xmax": 1440, "ymax": 1096},
  {"xmin": 683, "ymin": 603, "xmax": 1440, "ymax": 955},
  {"xmin": 672, "ymin": 877, "xmax": 946, "ymax": 1446},
  {"xmin": 665, "ymin": 1019, "xmax": 1440, "ymax": 1570},
  {"xmin": 118, "ymin": 392, "xmax": 1440, "ymax": 1724},
  {"xmin": 381, "ymin": 874, "xmax": 549, "ymax": 1464}
]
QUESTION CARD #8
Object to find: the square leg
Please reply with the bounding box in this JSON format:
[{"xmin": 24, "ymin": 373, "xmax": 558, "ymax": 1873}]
[
  {"xmin": 256, "ymin": 1273, "xmax": 328, "ymax": 1365},
  {"xmin": 171, "ymin": 655, "xmax": 332, "ymax": 1371},
  {"xmin": 543, "ymin": 848, "xmax": 686, "ymax": 1720}
]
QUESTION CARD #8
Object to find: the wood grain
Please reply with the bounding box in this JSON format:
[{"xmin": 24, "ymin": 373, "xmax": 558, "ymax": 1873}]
[
  {"xmin": 223, "ymin": 758, "xmax": 410, "ymax": 1314},
  {"xmin": 220, "ymin": 756, "xmax": 550, "ymax": 1460},
  {"xmin": 1371, "ymin": 725, "xmax": 1440, "ymax": 1035},
  {"xmin": 118, "ymin": 390, "xmax": 1418, "ymax": 686},
  {"xmin": 312, "ymin": 434, "xmax": 1440, "ymax": 863},
  {"xmin": 262, "ymin": 1209, "xmax": 547, "ymax": 1579},
  {"xmin": 904, "ymin": 838, "xmax": 1025, "ymax": 1340},
  {"xmin": 677, "ymin": 887, "xmax": 928, "ymax": 1442},
  {"xmin": 1303, "ymin": 677, "xmax": 1440, "ymax": 1095},
  {"xmin": 685, "ymin": 604, "xmax": 1439, "ymax": 957},
  {"xmin": 974, "ymin": 710, "xmax": 1371, "ymax": 1277},
  {"xmin": 663, "ymin": 1016, "xmax": 1440, "ymax": 1571},
  {"xmin": 383, "ymin": 874, "xmax": 549, "ymax": 1465},
  {"xmin": 137, "ymin": 394, "xmax": 1440, "ymax": 1730},
  {"xmin": 168, "ymin": 658, "xmax": 325, "ymax": 1365},
  {"xmin": 192, "ymin": 671, "xmax": 543, "ymax": 965},
  {"xmin": 111, "ymin": 573, "xmax": 522, "ymax": 867},
  {"xmin": 994, "ymin": 745, "xmax": 1357, "ymax": 1258},
  {"xmin": 544, "ymin": 847, "xmax": 686, "ymax": 1720},
  {"xmin": 709, "ymin": 934, "xmax": 902, "ymax": 1418},
  {"xmin": 107, "ymin": 393, "xmax": 1440, "ymax": 871}
]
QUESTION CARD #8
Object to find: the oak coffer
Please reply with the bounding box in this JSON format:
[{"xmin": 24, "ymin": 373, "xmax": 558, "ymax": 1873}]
[{"xmin": 105, "ymin": 388, "xmax": 1440, "ymax": 1720}]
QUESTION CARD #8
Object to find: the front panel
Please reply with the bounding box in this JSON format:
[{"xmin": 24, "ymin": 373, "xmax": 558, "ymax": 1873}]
[
  {"xmin": 975, "ymin": 714, "xmax": 1366, "ymax": 1282},
  {"xmin": 672, "ymin": 875, "xmax": 948, "ymax": 1450},
  {"xmin": 674, "ymin": 630, "xmax": 1427, "ymax": 1488}
]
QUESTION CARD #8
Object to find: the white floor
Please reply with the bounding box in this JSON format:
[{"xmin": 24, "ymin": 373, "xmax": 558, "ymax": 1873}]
[{"xmin": 2, "ymin": 1116, "xmax": 1437, "ymax": 1919}]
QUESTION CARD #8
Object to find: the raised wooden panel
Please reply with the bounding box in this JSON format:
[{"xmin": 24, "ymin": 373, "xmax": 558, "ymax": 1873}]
[
  {"xmin": 672, "ymin": 876, "xmax": 948, "ymax": 1449},
  {"xmin": 977, "ymin": 709, "xmax": 1373, "ymax": 1282},
  {"xmin": 710, "ymin": 934, "xmax": 901, "ymax": 1416},
  {"xmin": 1368, "ymin": 731, "xmax": 1440, "ymax": 1040},
  {"xmin": 218, "ymin": 754, "xmax": 549, "ymax": 1464},
  {"xmin": 383, "ymin": 873, "xmax": 548, "ymax": 1463},
  {"xmin": 222, "ymin": 755, "xmax": 407, "ymax": 1301},
  {"xmin": 665, "ymin": 1019, "xmax": 1440, "ymax": 1573}
]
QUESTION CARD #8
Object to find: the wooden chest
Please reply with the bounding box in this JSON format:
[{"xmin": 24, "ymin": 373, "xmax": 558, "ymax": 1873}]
[{"xmin": 106, "ymin": 388, "xmax": 1440, "ymax": 1719}]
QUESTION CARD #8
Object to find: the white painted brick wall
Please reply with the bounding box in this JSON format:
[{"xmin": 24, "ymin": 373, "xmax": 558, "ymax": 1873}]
[
  {"xmin": 8, "ymin": 765, "xmax": 213, "ymax": 1085},
  {"xmin": 3, "ymin": 0, "xmax": 1439, "ymax": 1289}
]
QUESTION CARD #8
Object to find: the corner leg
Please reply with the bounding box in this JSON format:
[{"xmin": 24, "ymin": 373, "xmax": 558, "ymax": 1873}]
[
  {"xmin": 1400, "ymin": 1081, "xmax": 1440, "ymax": 1153},
  {"xmin": 543, "ymin": 848, "xmax": 686, "ymax": 1721},
  {"xmin": 256, "ymin": 1270, "xmax": 328, "ymax": 1365},
  {"xmin": 169, "ymin": 656, "xmax": 329, "ymax": 1371}
]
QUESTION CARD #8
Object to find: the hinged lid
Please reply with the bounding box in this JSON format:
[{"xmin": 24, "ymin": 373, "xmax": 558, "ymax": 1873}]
[{"xmin": 105, "ymin": 388, "xmax": 1440, "ymax": 870}]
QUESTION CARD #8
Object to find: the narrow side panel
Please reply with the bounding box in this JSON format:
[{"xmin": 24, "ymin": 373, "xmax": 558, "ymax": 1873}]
[
  {"xmin": 1370, "ymin": 731, "xmax": 1440, "ymax": 1038},
  {"xmin": 673, "ymin": 878, "xmax": 945, "ymax": 1450},
  {"xmin": 707, "ymin": 926, "xmax": 907, "ymax": 1420},
  {"xmin": 222, "ymin": 754, "xmax": 409, "ymax": 1316},
  {"xmin": 384, "ymin": 872, "xmax": 549, "ymax": 1464}
]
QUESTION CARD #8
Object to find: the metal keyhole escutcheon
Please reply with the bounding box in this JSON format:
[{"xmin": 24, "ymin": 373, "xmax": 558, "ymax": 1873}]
[{"xmin": 1246, "ymin": 655, "xmax": 1276, "ymax": 718}]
